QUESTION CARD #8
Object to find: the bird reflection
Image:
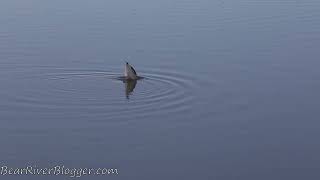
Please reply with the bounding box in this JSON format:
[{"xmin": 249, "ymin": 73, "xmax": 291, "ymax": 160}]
[{"xmin": 123, "ymin": 79, "xmax": 137, "ymax": 99}]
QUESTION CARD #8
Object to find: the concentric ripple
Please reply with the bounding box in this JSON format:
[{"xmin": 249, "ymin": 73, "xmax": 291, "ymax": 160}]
[{"xmin": 3, "ymin": 66, "xmax": 202, "ymax": 122}]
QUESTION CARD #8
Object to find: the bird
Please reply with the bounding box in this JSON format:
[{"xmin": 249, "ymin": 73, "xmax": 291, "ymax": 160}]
[{"xmin": 124, "ymin": 62, "xmax": 138, "ymax": 80}]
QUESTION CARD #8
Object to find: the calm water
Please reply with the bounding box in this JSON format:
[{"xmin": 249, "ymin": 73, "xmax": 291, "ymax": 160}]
[{"xmin": 1, "ymin": 0, "xmax": 320, "ymax": 179}]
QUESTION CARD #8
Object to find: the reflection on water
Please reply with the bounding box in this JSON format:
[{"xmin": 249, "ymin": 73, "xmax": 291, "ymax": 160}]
[
  {"xmin": 116, "ymin": 75, "xmax": 142, "ymax": 99},
  {"xmin": 123, "ymin": 79, "xmax": 137, "ymax": 99}
]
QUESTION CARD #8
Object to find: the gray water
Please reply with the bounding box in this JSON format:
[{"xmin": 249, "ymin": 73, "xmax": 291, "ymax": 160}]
[{"xmin": 1, "ymin": 0, "xmax": 320, "ymax": 179}]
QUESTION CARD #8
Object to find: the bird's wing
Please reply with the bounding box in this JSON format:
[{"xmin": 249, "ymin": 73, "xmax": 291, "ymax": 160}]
[{"xmin": 130, "ymin": 66, "xmax": 137, "ymax": 75}]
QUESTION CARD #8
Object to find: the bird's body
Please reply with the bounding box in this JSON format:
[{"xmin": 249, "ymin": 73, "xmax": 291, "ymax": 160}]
[{"xmin": 124, "ymin": 62, "xmax": 138, "ymax": 80}]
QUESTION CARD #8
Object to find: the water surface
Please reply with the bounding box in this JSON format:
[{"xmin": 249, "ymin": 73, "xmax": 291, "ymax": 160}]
[{"xmin": 1, "ymin": 0, "xmax": 320, "ymax": 179}]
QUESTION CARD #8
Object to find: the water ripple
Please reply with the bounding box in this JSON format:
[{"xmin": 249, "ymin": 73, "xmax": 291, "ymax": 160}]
[{"xmin": 3, "ymin": 66, "xmax": 200, "ymax": 122}]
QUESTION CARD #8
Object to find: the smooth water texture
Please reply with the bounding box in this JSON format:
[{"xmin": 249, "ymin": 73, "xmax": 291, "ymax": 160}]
[{"xmin": 1, "ymin": 0, "xmax": 320, "ymax": 179}]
